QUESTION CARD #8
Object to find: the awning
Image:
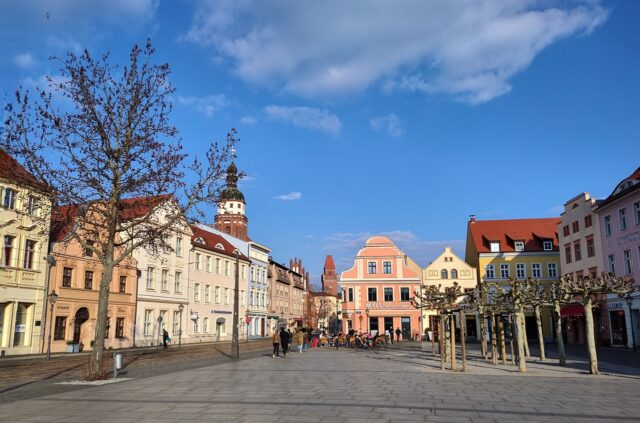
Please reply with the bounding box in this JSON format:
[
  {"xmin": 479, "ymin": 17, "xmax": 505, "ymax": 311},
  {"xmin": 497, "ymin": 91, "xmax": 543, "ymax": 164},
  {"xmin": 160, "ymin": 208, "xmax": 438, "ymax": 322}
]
[{"xmin": 561, "ymin": 304, "xmax": 584, "ymax": 317}]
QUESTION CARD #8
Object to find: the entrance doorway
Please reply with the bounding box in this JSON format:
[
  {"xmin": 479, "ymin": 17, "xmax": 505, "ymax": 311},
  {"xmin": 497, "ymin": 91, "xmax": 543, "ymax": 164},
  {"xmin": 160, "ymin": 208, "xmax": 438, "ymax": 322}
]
[
  {"xmin": 401, "ymin": 317, "xmax": 411, "ymax": 340},
  {"xmin": 610, "ymin": 310, "xmax": 627, "ymax": 346},
  {"xmin": 216, "ymin": 317, "xmax": 225, "ymax": 341},
  {"xmin": 73, "ymin": 307, "xmax": 89, "ymax": 344},
  {"xmin": 384, "ymin": 317, "xmax": 394, "ymax": 335},
  {"xmin": 369, "ymin": 317, "xmax": 379, "ymax": 335}
]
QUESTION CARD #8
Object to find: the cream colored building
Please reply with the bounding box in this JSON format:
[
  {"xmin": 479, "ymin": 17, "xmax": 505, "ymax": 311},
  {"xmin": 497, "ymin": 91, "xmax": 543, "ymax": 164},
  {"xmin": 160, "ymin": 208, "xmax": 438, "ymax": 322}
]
[
  {"xmin": 0, "ymin": 150, "xmax": 51, "ymax": 356},
  {"xmin": 422, "ymin": 246, "xmax": 478, "ymax": 340}
]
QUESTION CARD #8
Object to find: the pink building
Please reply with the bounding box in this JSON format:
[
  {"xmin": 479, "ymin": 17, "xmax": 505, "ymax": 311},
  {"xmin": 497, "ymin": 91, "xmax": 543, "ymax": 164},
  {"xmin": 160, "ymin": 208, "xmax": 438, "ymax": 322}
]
[
  {"xmin": 340, "ymin": 236, "xmax": 422, "ymax": 340},
  {"xmin": 594, "ymin": 167, "xmax": 640, "ymax": 349}
]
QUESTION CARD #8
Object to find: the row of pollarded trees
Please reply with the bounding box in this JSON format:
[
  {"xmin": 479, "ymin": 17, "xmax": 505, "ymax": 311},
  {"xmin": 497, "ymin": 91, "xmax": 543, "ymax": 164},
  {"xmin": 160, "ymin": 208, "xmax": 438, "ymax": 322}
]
[{"xmin": 412, "ymin": 273, "xmax": 636, "ymax": 374}]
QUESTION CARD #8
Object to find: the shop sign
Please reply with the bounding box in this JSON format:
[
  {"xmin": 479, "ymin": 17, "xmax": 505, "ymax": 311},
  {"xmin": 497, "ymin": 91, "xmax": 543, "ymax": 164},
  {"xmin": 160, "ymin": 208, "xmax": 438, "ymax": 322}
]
[
  {"xmin": 213, "ymin": 310, "xmax": 233, "ymax": 315},
  {"xmin": 366, "ymin": 303, "xmax": 410, "ymax": 309},
  {"xmin": 608, "ymin": 302, "xmax": 624, "ymax": 310}
]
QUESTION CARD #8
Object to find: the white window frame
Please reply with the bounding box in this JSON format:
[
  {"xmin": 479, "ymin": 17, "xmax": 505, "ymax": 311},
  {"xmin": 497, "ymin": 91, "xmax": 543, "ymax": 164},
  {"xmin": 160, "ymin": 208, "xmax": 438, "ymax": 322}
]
[
  {"xmin": 144, "ymin": 310, "xmax": 153, "ymax": 336},
  {"xmin": 608, "ymin": 254, "xmax": 615, "ymax": 274},
  {"xmin": 634, "ymin": 201, "xmax": 640, "ymax": 226},
  {"xmin": 174, "ymin": 271, "xmax": 181, "ymax": 293},
  {"xmin": 532, "ymin": 263, "xmax": 541, "ymax": 278},
  {"xmin": 516, "ymin": 263, "xmax": 526, "ymax": 279},
  {"xmin": 216, "ymin": 258, "xmax": 221, "ymax": 274},
  {"xmin": 514, "ymin": 241, "xmax": 525, "ymax": 252},
  {"xmin": 485, "ymin": 264, "xmax": 495, "ymax": 279},
  {"xmin": 194, "ymin": 283, "xmax": 200, "ymax": 302},
  {"xmin": 383, "ymin": 261, "xmax": 392, "ymax": 274},
  {"xmin": 224, "ymin": 287, "xmax": 229, "ymax": 305},
  {"xmin": 548, "ymin": 263, "xmax": 558, "ymax": 278},
  {"xmin": 173, "ymin": 311, "xmax": 180, "ymax": 335},
  {"xmin": 195, "ymin": 253, "xmax": 201, "ymax": 271},
  {"xmin": 604, "ymin": 215, "xmax": 612, "ymax": 236},
  {"xmin": 619, "ymin": 208, "xmax": 628, "ymax": 230},
  {"xmin": 368, "ymin": 261, "xmax": 377, "ymax": 274},
  {"xmin": 490, "ymin": 242, "xmax": 500, "ymax": 252},
  {"xmin": 161, "ymin": 269, "xmax": 168, "ymax": 291},
  {"xmin": 543, "ymin": 241, "xmax": 553, "ymax": 251},
  {"xmin": 500, "ymin": 264, "xmax": 510, "ymax": 279},
  {"xmin": 206, "ymin": 256, "xmax": 211, "ymax": 272},
  {"xmin": 176, "ymin": 237, "xmax": 183, "ymax": 256},
  {"xmin": 215, "ymin": 286, "xmax": 221, "ymax": 304},
  {"xmin": 205, "ymin": 285, "xmax": 211, "ymax": 303},
  {"xmin": 623, "ymin": 250, "xmax": 632, "ymax": 275},
  {"xmin": 146, "ymin": 267, "xmax": 154, "ymax": 290}
]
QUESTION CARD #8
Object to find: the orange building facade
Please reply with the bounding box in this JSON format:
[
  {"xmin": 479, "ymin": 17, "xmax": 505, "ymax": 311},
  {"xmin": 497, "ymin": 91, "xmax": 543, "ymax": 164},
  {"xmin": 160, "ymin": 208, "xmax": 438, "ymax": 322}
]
[{"xmin": 340, "ymin": 236, "xmax": 422, "ymax": 340}]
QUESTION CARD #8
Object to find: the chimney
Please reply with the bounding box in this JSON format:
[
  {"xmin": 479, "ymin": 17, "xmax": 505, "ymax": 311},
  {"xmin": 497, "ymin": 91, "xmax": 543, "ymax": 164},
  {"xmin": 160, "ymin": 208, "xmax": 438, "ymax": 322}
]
[{"xmin": 469, "ymin": 214, "xmax": 476, "ymax": 223}]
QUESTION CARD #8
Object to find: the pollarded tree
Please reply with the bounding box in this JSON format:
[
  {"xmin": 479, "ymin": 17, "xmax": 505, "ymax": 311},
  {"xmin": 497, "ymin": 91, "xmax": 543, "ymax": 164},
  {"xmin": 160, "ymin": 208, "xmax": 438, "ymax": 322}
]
[{"xmin": 2, "ymin": 41, "xmax": 237, "ymax": 379}]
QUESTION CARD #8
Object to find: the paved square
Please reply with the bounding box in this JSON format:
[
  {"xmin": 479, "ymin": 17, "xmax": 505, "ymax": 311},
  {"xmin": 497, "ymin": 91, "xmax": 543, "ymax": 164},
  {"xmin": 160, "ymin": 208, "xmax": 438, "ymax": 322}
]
[{"xmin": 1, "ymin": 346, "xmax": 639, "ymax": 422}]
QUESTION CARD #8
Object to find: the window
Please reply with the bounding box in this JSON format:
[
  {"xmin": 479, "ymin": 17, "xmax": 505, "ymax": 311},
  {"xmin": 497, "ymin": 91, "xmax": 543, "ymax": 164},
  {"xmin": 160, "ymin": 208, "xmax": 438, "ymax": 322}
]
[
  {"xmin": 161, "ymin": 269, "xmax": 168, "ymax": 291},
  {"xmin": 194, "ymin": 283, "xmax": 200, "ymax": 302},
  {"xmin": 543, "ymin": 241, "xmax": 553, "ymax": 251},
  {"xmin": 215, "ymin": 286, "xmax": 220, "ymax": 304},
  {"xmin": 574, "ymin": 241, "xmax": 582, "ymax": 262},
  {"xmin": 162, "ymin": 236, "xmax": 170, "ymax": 254},
  {"xmin": 224, "ymin": 288, "xmax": 229, "ymax": 304},
  {"xmin": 367, "ymin": 287, "xmax": 377, "ymax": 301},
  {"xmin": 562, "ymin": 225, "xmax": 570, "ymax": 237},
  {"xmin": 216, "ymin": 258, "xmax": 221, "ymax": 274},
  {"xmin": 195, "ymin": 253, "xmax": 201, "ymax": 270},
  {"xmin": 62, "ymin": 267, "xmax": 73, "ymax": 287},
  {"xmin": 3, "ymin": 235, "xmax": 15, "ymax": 266},
  {"xmin": 144, "ymin": 310, "xmax": 153, "ymax": 336},
  {"xmin": 514, "ymin": 241, "xmax": 525, "ymax": 252},
  {"xmin": 619, "ymin": 208, "xmax": 628, "ymax": 230},
  {"xmin": 205, "ymin": 285, "xmax": 211, "ymax": 303},
  {"xmin": 119, "ymin": 276, "xmax": 126, "ymax": 293},
  {"xmin": 532, "ymin": 263, "xmax": 541, "ymax": 278},
  {"xmin": 176, "ymin": 237, "xmax": 183, "ymax": 256},
  {"xmin": 485, "ymin": 264, "xmax": 495, "ymax": 279},
  {"xmin": 586, "ymin": 237, "xmax": 595, "ymax": 258},
  {"xmin": 624, "ymin": 250, "xmax": 632, "ymax": 275},
  {"xmin": 548, "ymin": 263, "xmax": 558, "ymax": 278},
  {"xmin": 400, "ymin": 287, "xmax": 410, "ymax": 301},
  {"xmin": 203, "ymin": 317, "xmax": 209, "ymax": 333},
  {"xmin": 565, "ymin": 245, "xmax": 572, "ymax": 264},
  {"xmin": 604, "ymin": 215, "xmax": 612, "ymax": 236},
  {"xmin": 383, "ymin": 261, "xmax": 392, "ymax": 274},
  {"xmin": 240, "ymin": 290, "xmax": 245, "ymax": 306},
  {"xmin": 84, "ymin": 270, "xmax": 93, "ymax": 290},
  {"xmin": 451, "ymin": 269, "xmax": 458, "ymax": 279},
  {"xmin": 634, "ymin": 201, "xmax": 640, "ymax": 226},
  {"xmin": 348, "ymin": 287, "xmax": 354, "ymax": 302},
  {"xmin": 174, "ymin": 271, "xmax": 181, "ymax": 292},
  {"xmin": 241, "ymin": 264, "xmax": 246, "ymax": 279},
  {"xmin": 608, "ymin": 254, "xmax": 615, "ymax": 274},
  {"xmin": 3, "ymin": 188, "xmax": 16, "ymax": 209},
  {"xmin": 26, "ymin": 195, "xmax": 37, "ymax": 215},
  {"xmin": 572, "ymin": 221, "xmax": 580, "ymax": 233},
  {"xmin": 159, "ymin": 310, "xmax": 167, "ymax": 331},
  {"xmin": 441, "ymin": 269, "xmax": 448, "ymax": 279},
  {"xmin": 194, "ymin": 318, "xmax": 199, "ymax": 333},
  {"xmin": 500, "ymin": 264, "xmax": 509, "ymax": 279},
  {"xmin": 54, "ymin": 316, "xmax": 66, "ymax": 340},
  {"xmin": 368, "ymin": 262, "xmax": 377, "ymax": 274},
  {"xmin": 516, "ymin": 263, "xmax": 526, "ymax": 279},
  {"xmin": 206, "ymin": 256, "xmax": 211, "ymax": 272},
  {"xmin": 173, "ymin": 311, "xmax": 180, "ymax": 334},
  {"xmin": 490, "ymin": 242, "xmax": 500, "ymax": 252},
  {"xmin": 384, "ymin": 287, "xmax": 393, "ymax": 301},
  {"xmin": 585, "ymin": 214, "xmax": 593, "ymax": 228},
  {"xmin": 84, "ymin": 240, "xmax": 94, "ymax": 257},
  {"xmin": 115, "ymin": 318, "xmax": 125, "ymax": 338},
  {"xmin": 224, "ymin": 260, "xmax": 229, "ymax": 276},
  {"xmin": 146, "ymin": 267, "xmax": 154, "ymax": 289}
]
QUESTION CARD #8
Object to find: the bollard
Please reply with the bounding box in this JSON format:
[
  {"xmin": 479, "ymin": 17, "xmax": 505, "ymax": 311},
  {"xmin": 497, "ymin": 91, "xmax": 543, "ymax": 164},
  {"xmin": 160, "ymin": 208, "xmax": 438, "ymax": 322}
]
[{"xmin": 112, "ymin": 353, "xmax": 123, "ymax": 378}]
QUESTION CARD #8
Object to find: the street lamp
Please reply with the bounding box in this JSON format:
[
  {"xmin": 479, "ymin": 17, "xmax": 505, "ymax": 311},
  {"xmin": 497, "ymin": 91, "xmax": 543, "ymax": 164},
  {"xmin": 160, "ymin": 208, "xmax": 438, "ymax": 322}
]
[
  {"xmin": 178, "ymin": 303, "xmax": 184, "ymax": 350},
  {"xmin": 625, "ymin": 293, "xmax": 637, "ymax": 353},
  {"xmin": 46, "ymin": 290, "xmax": 58, "ymax": 360}
]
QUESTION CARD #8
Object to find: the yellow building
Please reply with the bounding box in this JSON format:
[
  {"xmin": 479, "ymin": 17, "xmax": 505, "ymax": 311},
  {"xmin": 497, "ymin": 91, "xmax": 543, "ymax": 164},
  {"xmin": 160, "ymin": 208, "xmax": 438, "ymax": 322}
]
[
  {"xmin": 0, "ymin": 150, "xmax": 52, "ymax": 356},
  {"xmin": 465, "ymin": 215, "xmax": 561, "ymax": 340}
]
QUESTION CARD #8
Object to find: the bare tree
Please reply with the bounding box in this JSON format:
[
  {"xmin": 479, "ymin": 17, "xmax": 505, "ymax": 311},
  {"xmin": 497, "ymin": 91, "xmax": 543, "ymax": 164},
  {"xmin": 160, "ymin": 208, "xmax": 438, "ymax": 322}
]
[{"xmin": 2, "ymin": 41, "xmax": 237, "ymax": 379}]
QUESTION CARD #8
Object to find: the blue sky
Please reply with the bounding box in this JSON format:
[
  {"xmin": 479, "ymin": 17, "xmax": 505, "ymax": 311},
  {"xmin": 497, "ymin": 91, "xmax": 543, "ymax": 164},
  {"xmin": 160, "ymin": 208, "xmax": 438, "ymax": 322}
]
[{"xmin": 2, "ymin": 0, "xmax": 639, "ymax": 287}]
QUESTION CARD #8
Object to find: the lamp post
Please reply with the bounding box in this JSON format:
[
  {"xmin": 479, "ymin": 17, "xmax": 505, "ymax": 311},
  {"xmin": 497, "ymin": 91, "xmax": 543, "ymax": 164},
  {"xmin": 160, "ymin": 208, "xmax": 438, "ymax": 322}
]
[
  {"xmin": 358, "ymin": 314, "xmax": 363, "ymax": 332},
  {"xmin": 178, "ymin": 303, "xmax": 184, "ymax": 350},
  {"xmin": 625, "ymin": 293, "xmax": 637, "ymax": 353},
  {"xmin": 46, "ymin": 290, "xmax": 58, "ymax": 360},
  {"xmin": 231, "ymin": 249, "xmax": 240, "ymax": 359}
]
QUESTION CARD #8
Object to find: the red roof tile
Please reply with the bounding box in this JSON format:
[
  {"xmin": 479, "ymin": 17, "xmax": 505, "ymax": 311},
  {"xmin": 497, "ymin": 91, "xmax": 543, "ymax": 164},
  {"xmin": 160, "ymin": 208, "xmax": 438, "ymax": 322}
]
[
  {"xmin": 468, "ymin": 218, "xmax": 560, "ymax": 254},
  {"xmin": 0, "ymin": 149, "xmax": 48, "ymax": 191},
  {"xmin": 324, "ymin": 255, "xmax": 335, "ymax": 270},
  {"xmin": 190, "ymin": 225, "xmax": 250, "ymax": 262}
]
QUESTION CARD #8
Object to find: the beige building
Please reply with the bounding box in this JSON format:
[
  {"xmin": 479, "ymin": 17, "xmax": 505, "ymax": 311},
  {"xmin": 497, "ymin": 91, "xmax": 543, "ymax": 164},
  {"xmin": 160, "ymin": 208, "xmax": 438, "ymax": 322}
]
[
  {"xmin": 188, "ymin": 225, "xmax": 250, "ymax": 342},
  {"xmin": 422, "ymin": 246, "xmax": 478, "ymax": 340},
  {"xmin": 0, "ymin": 150, "xmax": 51, "ymax": 356}
]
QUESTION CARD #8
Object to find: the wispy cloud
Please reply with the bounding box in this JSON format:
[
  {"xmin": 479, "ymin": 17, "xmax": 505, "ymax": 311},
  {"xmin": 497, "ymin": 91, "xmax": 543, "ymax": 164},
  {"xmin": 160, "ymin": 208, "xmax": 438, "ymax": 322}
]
[
  {"xmin": 177, "ymin": 94, "xmax": 227, "ymax": 117},
  {"xmin": 240, "ymin": 115, "xmax": 257, "ymax": 125},
  {"xmin": 264, "ymin": 105, "xmax": 341, "ymax": 134},
  {"xmin": 274, "ymin": 191, "xmax": 302, "ymax": 201},
  {"xmin": 14, "ymin": 53, "xmax": 34, "ymax": 69},
  {"xmin": 370, "ymin": 113, "xmax": 404, "ymax": 137}
]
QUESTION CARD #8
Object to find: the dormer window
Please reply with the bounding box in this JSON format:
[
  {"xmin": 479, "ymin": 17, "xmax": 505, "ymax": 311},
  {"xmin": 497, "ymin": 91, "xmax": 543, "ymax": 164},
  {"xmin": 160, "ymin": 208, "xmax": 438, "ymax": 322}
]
[
  {"xmin": 229, "ymin": 203, "xmax": 234, "ymax": 208},
  {"xmin": 215, "ymin": 243, "xmax": 225, "ymax": 251},
  {"xmin": 194, "ymin": 237, "xmax": 205, "ymax": 245},
  {"xmin": 490, "ymin": 242, "xmax": 500, "ymax": 253},
  {"xmin": 514, "ymin": 241, "xmax": 525, "ymax": 252},
  {"xmin": 543, "ymin": 241, "xmax": 553, "ymax": 251}
]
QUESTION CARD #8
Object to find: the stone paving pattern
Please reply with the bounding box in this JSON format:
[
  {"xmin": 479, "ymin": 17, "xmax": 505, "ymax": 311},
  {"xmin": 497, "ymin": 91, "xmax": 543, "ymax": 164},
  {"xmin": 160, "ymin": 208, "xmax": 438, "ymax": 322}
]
[{"xmin": 1, "ymin": 345, "xmax": 639, "ymax": 422}]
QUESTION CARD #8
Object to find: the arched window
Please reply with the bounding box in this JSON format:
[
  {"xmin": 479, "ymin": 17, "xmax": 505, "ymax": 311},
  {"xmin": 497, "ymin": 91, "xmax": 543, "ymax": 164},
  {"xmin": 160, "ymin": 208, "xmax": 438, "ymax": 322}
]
[
  {"xmin": 451, "ymin": 269, "xmax": 458, "ymax": 279},
  {"xmin": 441, "ymin": 269, "xmax": 448, "ymax": 279}
]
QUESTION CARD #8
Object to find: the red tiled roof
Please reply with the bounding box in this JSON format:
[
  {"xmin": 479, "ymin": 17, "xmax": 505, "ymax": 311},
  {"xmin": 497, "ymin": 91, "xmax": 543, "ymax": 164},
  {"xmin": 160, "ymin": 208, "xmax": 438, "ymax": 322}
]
[
  {"xmin": 190, "ymin": 225, "xmax": 250, "ymax": 262},
  {"xmin": 0, "ymin": 149, "xmax": 48, "ymax": 191},
  {"xmin": 324, "ymin": 255, "xmax": 335, "ymax": 270},
  {"xmin": 468, "ymin": 218, "xmax": 560, "ymax": 254},
  {"xmin": 627, "ymin": 167, "xmax": 640, "ymax": 181}
]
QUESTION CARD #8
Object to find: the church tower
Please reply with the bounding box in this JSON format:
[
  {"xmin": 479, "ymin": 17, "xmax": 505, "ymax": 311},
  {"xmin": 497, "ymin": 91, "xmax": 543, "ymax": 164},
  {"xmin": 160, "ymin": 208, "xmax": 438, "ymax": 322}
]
[
  {"xmin": 321, "ymin": 255, "xmax": 338, "ymax": 296},
  {"xmin": 214, "ymin": 162, "xmax": 249, "ymax": 241}
]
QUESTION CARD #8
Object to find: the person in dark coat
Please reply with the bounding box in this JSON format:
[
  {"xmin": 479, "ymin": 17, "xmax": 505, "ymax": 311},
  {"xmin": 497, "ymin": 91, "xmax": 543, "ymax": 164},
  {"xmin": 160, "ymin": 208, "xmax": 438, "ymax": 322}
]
[
  {"xmin": 395, "ymin": 327, "xmax": 402, "ymax": 342},
  {"xmin": 280, "ymin": 327, "xmax": 291, "ymax": 357},
  {"xmin": 162, "ymin": 329, "xmax": 169, "ymax": 349}
]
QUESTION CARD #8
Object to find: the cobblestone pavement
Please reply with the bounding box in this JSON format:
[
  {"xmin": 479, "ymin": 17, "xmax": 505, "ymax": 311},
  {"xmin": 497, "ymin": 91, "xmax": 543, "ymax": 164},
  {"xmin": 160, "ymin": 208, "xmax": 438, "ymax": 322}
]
[{"xmin": 1, "ymin": 344, "xmax": 639, "ymax": 422}]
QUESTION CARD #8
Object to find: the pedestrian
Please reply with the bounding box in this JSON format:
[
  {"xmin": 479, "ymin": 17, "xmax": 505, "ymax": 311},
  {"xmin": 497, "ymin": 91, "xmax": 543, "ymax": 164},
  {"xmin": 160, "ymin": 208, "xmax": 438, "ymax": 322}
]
[
  {"xmin": 395, "ymin": 327, "xmax": 401, "ymax": 342},
  {"xmin": 280, "ymin": 327, "xmax": 291, "ymax": 358},
  {"xmin": 162, "ymin": 329, "xmax": 169, "ymax": 349},
  {"xmin": 295, "ymin": 330, "xmax": 305, "ymax": 354},
  {"xmin": 287, "ymin": 328, "xmax": 293, "ymax": 351},
  {"xmin": 385, "ymin": 328, "xmax": 392, "ymax": 344},
  {"xmin": 272, "ymin": 329, "xmax": 281, "ymax": 358}
]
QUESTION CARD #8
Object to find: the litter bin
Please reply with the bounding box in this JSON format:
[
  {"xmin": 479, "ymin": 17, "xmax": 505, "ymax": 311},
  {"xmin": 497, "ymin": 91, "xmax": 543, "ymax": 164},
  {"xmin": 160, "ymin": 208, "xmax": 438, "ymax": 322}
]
[{"xmin": 113, "ymin": 353, "xmax": 123, "ymax": 378}]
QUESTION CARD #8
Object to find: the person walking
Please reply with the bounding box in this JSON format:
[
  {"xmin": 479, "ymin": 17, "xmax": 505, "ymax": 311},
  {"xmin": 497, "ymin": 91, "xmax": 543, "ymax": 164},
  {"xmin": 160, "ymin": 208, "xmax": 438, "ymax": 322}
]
[
  {"xmin": 272, "ymin": 330, "xmax": 281, "ymax": 358},
  {"xmin": 280, "ymin": 327, "xmax": 291, "ymax": 358},
  {"xmin": 162, "ymin": 329, "xmax": 169, "ymax": 349},
  {"xmin": 295, "ymin": 330, "xmax": 305, "ymax": 354},
  {"xmin": 287, "ymin": 328, "xmax": 293, "ymax": 352},
  {"xmin": 395, "ymin": 327, "xmax": 402, "ymax": 342}
]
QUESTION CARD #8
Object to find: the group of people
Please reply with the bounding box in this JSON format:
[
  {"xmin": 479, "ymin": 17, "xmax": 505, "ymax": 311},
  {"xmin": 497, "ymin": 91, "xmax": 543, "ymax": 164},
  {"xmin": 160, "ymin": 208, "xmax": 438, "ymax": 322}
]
[{"xmin": 271, "ymin": 327, "xmax": 309, "ymax": 358}]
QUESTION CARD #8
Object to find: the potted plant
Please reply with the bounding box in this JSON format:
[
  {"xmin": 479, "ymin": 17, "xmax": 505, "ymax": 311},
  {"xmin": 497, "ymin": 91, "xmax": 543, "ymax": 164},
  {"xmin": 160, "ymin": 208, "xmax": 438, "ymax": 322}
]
[{"xmin": 66, "ymin": 340, "xmax": 74, "ymax": 353}]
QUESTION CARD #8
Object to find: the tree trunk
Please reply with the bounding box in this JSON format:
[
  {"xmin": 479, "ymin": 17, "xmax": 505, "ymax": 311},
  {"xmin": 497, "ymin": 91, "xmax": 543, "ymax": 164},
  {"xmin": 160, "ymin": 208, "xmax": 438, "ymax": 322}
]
[
  {"xmin": 535, "ymin": 305, "xmax": 545, "ymax": 361},
  {"xmin": 498, "ymin": 317, "xmax": 507, "ymax": 365},
  {"xmin": 460, "ymin": 310, "xmax": 467, "ymax": 372},
  {"xmin": 439, "ymin": 314, "xmax": 445, "ymax": 370},
  {"xmin": 89, "ymin": 259, "xmax": 114, "ymax": 379},
  {"xmin": 520, "ymin": 311, "xmax": 531, "ymax": 357},
  {"xmin": 516, "ymin": 306, "xmax": 527, "ymax": 373},
  {"xmin": 490, "ymin": 313, "xmax": 498, "ymax": 366},
  {"xmin": 450, "ymin": 313, "xmax": 456, "ymax": 371},
  {"xmin": 430, "ymin": 315, "xmax": 435, "ymax": 356},
  {"xmin": 479, "ymin": 308, "xmax": 487, "ymax": 359},
  {"xmin": 584, "ymin": 298, "xmax": 599, "ymax": 375},
  {"xmin": 553, "ymin": 300, "xmax": 566, "ymax": 366},
  {"xmin": 444, "ymin": 314, "xmax": 451, "ymax": 363},
  {"xmin": 508, "ymin": 314, "xmax": 515, "ymax": 365}
]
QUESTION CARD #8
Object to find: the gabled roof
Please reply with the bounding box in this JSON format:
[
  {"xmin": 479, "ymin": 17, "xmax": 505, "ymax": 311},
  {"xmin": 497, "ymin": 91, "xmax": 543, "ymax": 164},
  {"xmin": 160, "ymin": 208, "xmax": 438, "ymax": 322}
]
[
  {"xmin": 190, "ymin": 225, "xmax": 250, "ymax": 261},
  {"xmin": 0, "ymin": 149, "xmax": 48, "ymax": 192},
  {"xmin": 597, "ymin": 166, "xmax": 640, "ymax": 209},
  {"xmin": 468, "ymin": 218, "xmax": 560, "ymax": 254}
]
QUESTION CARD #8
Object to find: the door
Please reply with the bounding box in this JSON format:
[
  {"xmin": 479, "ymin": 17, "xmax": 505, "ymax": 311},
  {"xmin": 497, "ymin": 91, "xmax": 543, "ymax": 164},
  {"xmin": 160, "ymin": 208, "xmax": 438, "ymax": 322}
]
[
  {"xmin": 401, "ymin": 317, "xmax": 411, "ymax": 340},
  {"xmin": 384, "ymin": 317, "xmax": 394, "ymax": 335},
  {"xmin": 369, "ymin": 317, "xmax": 379, "ymax": 335},
  {"xmin": 610, "ymin": 310, "xmax": 627, "ymax": 346},
  {"xmin": 73, "ymin": 308, "xmax": 89, "ymax": 344}
]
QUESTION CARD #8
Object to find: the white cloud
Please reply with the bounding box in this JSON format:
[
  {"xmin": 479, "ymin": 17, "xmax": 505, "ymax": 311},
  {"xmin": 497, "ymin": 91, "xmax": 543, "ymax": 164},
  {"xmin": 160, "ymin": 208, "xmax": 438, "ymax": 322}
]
[
  {"xmin": 370, "ymin": 113, "xmax": 404, "ymax": 137},
  {"xmin": 240, "ymin": 115, "xmax": 257, "ymax": 125},
  {"xmin": 274, "ymin": 192, "xmax": 302, "ymax": 201},
  {"xmin": 14, "ymin": 53, "xmax": 35, "ymax": 69},
  {"xmin": 177, "ymin": 94, "xmax": 227, "ymax": 117},
  {"xmin": 263, "ymin": 105, "xmax": 341, "ymax": 134},
  {"xmin": 186, "ymin": 1, "xmax": 607, "ymax": 104}
]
